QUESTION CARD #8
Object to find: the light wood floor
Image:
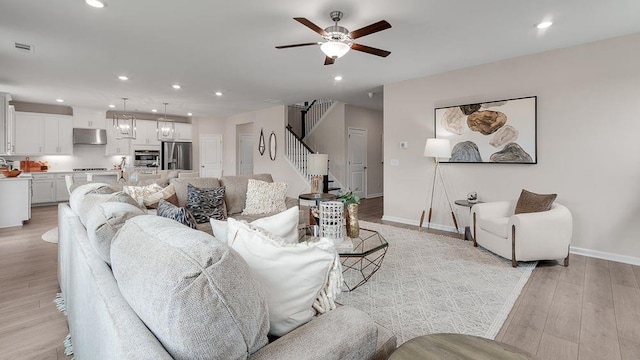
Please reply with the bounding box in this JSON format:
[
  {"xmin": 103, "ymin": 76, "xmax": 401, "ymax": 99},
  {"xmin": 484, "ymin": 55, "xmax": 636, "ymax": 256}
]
[
  {"xmin": 2, "ymin": 201, "xmax": 639, "ymax": 360},
  {"xmin": 360, "ymin": 197, "xmax": 640, "ymax": 360},
  {"xmin": 0, "ymin": 206, "xmax": 71, "ymax": 360}
]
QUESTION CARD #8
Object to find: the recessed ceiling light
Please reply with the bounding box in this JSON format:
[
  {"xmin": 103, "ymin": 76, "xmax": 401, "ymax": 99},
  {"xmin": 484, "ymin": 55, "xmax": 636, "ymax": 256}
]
[
  {"xmin": 118, "ymin": 75, "xmax": 129, "ymax": 81},
  {"xmin": 187, "ymin": 112, "xmax": 193, "ymax": 116},
  {"xmin": 172, "ymin": 84, "xmax": 181, "ymax": 89},
  {"xmin": 108, "ymin": 104, "xmax": 115, "ymax": 108},
  {"xmin": 151, "ymin": 109, "xmax": 157, "ymax": 113},
  {"xmin": 536, "ymin": 21, "xmax": 553, "ymax": 29},
  {"xmin": 56, "ymin": 98, "xmax": 64, "ymax": 103},
  {"xmin": 215, "ymin": 91, "xmax": 223, "ymax": 96},
  {"xmin": 85, "ymin": 0, "xmax": 106, "ymax": 8},
  {"xmin": 334, "ymin": 75, "xmax": 343, "ymax": 81}
]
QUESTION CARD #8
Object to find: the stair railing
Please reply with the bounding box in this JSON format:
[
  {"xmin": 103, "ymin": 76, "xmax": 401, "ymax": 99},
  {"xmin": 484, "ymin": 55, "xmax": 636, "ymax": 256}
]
[
  {"xmin": 303, "ymin": 98, "xmax": 334, "ymax": 138},
  {"xmin": 285, "ymin": 126, "xmax": 314, "ymax": 182}
]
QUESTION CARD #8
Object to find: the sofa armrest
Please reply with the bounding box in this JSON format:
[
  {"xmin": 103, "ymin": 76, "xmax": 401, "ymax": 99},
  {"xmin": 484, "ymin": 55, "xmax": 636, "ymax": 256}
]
[
  {"xmin": 509, "ymin": 203, "xmax": 573, "ymax": 260},
  {"xmin": 249, "ymin": 306, "xmax": 377, "ymax": 360},
  {"xmin": 471, "ymin": 201, "xmax": 515, "ymax": 220}
]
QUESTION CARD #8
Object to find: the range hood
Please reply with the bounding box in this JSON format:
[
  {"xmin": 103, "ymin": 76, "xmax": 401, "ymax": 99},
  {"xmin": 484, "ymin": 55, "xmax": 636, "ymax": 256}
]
[{"xmin": 73, "ymin": 128, "xmax": 107, "ymax": 145}]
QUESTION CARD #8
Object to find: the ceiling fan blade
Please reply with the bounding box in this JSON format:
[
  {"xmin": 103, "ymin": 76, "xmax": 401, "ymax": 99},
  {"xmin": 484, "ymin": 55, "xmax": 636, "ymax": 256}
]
[
  {"xmin": 324, "ymin": 56, "xmax": 335, "ymax": 65},
  {"xmin": 349, "ymin": 20, "xmax": 391, "ymax": 39},
  {"xmin": 294, "ymin": 17, "xmax": 328, "ymax": 37},
  {"xmin": 351, "ymin": 43, "xmax": 391, "ymax": 57},
  {"xmin": 275, "ymin": 42, "xmax": 320, "ymax": 49}
]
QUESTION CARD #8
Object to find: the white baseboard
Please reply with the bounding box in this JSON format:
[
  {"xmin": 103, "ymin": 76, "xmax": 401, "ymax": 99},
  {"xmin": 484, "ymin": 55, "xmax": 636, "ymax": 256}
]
[
  {"xmin": 570, "ymin": 246, "xmax": 640, "ymax": 266},
  {"xmin": 366, "ymin": 193, "xmax": 383, "ymax": 199},
  {"xmin": 381, "ymin": 215, "xmax": 463, "ymax": 234},
  {"xmin": 382, "ymin": 216, "xmax": 640, "ymax": 266}
]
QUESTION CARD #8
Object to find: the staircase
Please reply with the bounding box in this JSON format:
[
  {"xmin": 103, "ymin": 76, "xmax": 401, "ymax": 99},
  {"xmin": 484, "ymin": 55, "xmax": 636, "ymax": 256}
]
[
  {"xmin": 285, "ymin": 98, "xmax": 341, "ymax": 193},
  {"xmin": 300, "ymin": 98, "xmax": 335, "ymax": 139}
]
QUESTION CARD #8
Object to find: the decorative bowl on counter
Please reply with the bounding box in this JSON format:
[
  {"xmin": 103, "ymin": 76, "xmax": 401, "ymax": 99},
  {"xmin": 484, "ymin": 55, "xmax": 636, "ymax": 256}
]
[{"xmin": 1, "ymin": 169, "xmax": 22, "ymax": 178}]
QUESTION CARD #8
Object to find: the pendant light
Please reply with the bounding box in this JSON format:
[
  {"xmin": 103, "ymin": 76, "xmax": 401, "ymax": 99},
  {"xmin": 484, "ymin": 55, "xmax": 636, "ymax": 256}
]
[
  {"xmin": 157, "ymin": 102, "xmax": 175, "ymax": 141},
  {"xmin": 113, "ymin": 98, "xmax": 136, "ymax": 139}
]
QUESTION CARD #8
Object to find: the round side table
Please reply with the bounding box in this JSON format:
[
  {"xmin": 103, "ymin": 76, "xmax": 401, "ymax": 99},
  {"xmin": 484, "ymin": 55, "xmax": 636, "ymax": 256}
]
[
  {"xmin": 454, "ymin": 200, "xmax": 482, "ymax": 241},
  {"xmin": 298, "ymin": 193, "xmax": 337, "ymax": 225}
]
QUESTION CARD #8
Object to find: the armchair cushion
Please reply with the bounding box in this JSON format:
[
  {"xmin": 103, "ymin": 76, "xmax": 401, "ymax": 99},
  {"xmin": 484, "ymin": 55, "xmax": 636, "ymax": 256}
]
[{"xmin": 514, "ymin": 189, "xmax": 557, "ymax": 214}]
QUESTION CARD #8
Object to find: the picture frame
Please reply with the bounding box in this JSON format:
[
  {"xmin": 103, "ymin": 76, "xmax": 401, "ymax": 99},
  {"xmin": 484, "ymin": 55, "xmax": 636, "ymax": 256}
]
[{"xmin": 435, "ymin": 96, "xmax": 537, "ymax": 164}]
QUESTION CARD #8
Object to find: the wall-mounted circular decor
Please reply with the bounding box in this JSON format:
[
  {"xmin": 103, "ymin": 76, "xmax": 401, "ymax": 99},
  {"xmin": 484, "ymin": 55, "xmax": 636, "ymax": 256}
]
[{"xmin": 269, "ymin": 131, "xmax": 277, "ymax": 161}]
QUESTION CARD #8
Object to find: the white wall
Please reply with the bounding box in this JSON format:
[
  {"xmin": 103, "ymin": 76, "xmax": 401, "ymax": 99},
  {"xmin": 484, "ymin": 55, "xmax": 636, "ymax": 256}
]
[
  {"xmin": 345, "ymin": 105, "xmax": 384, "ymax": 198},
  {"xmin": 384, "ymin": 33, "xmax": 640, "ymax": 263},
  {"xmin": 225, "ymin": 105, "xmax": 309, "ymax": 197},
  {"xmin": 191, "ymin": 116, "xmax": 225, "ymax": 171}
]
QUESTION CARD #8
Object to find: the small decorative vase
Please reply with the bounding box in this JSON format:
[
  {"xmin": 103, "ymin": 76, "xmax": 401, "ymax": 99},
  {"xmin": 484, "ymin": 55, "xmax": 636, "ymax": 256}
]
[{"xmin": 345, "ymin": 203, "xmax": 360, "ymax": 238}]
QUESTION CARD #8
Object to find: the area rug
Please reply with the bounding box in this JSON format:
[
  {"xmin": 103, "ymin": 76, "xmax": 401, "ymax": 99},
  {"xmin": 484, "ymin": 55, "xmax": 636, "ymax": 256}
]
[
  {"xmin": 41, "ymin": 227, "xmax": 59, "ymax": 243},
  {"xmin": 335, "ymin": 221, "xmax": 535, "ymax": 345}
]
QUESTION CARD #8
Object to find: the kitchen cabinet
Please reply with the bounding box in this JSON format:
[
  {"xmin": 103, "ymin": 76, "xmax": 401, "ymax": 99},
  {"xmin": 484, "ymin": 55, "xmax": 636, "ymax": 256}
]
[
  {"xmin": 14, "ymin": 112, "xmax": 44, "ymax": 155},
  {"xmin": 0, "ymin": 93, "xmax": 14, "ymax": 155},
  {"xmin": 31, "ymin": 174, "xmax": 56, "ymax": 204},
  {"xmin": 174, "ymin": 123, "xmax": 192, "ymax": 141},
  {"xmin": 0, "ymin": 176, "xmax": 31, "ymax": 228},
  {"xmin": 74, "ymin": 116, "xmax": 105, "ymax": 129},
  {"xmin": 14, "ymin": 112, "xmax": 72, "ymax": 155},
  {"xmin": 55, "ymin": 174, "xmax": 71, "ymax": 202},
  {"xmin": 105, "ymin": 119, "xmax": 131, "ymax": 155},
  {"xmin": 44, "ymin": 115, "xmax": 73, "ymax": 154},
  {"xmin": 6, "ymin": 105, "xmax": 15, "ymax": 154},
  {"xmin": 132, "ymin": 120, "xmax": 161, "ymax": 146}
]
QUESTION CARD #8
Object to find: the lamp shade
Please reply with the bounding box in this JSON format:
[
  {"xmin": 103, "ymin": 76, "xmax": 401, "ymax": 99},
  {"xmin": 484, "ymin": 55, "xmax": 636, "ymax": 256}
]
[
  {"xmin": 307, "ymin": 153, "xmax": 329, "ymax": 175},
  {"xmin": 424, "ymin": 138, "xmax": 451, "ymax": 159},
  {"xmin": 320, "ymin": 41, "xmax": 350, "ymax": 59}
]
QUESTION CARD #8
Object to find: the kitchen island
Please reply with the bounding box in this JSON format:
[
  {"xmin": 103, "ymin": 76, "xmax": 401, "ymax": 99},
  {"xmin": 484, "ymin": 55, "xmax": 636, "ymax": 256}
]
[{"xmin": 0, "ymin": 174, "xmax": 32, "ymax": 228}]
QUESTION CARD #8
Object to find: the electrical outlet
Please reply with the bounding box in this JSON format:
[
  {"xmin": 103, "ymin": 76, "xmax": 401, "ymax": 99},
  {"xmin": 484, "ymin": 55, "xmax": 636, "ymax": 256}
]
[{"xmin": 390, "ymin": 159, "xmax": 400, "ymax": 166}]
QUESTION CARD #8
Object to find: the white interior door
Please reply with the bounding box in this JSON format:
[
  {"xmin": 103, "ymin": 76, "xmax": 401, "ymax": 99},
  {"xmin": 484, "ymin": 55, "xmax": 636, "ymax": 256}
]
[
  {"xmin": 199, "ymin": 134, "xmax": 223, "ymax": 178},
  {"xmin": 348, "ymin": 128, "xmax": 367, "ymax": 199},
  {"xmin": 238, "ymin": 133, "xmax": 254, "ymax": 175}
]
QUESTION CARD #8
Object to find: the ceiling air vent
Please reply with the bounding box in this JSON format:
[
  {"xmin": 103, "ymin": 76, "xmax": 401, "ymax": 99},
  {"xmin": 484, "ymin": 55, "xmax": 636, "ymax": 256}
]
[{"xmin": 14, "ymin": 42, "xmax": 34, "ymax": 53}]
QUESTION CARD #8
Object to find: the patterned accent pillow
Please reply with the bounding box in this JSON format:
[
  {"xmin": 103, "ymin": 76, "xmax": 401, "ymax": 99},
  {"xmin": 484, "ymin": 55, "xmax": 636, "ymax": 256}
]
[
  {"xmin": 186, "ymin": 184, "xmax": 226, "ymax": 223},
  {"xmin": 123, "ymin": 183, "xmax": 164, "ymax": 208},
  {"xmin": 157, "ymin": 199, "xmax": 198, "ymax": 229},
  {"xmin": 242, "ymin": 179, "xmax": 288, "ymax": 215},
  {"xmin": 143, "ymin": 184, "xmax": 178, "ymax": 209},
  {"xmin": 514, "ymin": 189, "xmax": 557, "ymax": 214}
]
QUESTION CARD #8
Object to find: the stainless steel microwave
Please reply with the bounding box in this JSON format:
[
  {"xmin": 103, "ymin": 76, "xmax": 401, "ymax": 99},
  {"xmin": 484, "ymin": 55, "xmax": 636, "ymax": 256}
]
[{"xmin": 134, "ymin": 150, "xmax": 159, "ymax": 166}]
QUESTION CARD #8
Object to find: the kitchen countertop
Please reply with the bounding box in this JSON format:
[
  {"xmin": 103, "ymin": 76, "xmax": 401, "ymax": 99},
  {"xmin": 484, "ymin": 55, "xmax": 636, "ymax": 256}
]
[
  {"xmin": 0, "ymin": 173, "xmax": 32, "ymax": 181},
  {"xmin": 26, "ymin": 170, "xmax": 122, "ymax": 174}
]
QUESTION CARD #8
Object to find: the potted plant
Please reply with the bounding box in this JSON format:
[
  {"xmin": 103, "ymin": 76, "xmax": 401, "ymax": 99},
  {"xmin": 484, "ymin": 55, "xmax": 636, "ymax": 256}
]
[{"xmin": 338, "ymin": 191, "xmax": 361, "ymax": 238}]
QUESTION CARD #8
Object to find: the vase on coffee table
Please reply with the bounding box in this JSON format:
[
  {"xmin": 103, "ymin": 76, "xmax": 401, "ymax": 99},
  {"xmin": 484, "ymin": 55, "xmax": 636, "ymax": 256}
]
[{"xmin": 345, "ymin": 203, "xmax": 360, "ymax": 238}]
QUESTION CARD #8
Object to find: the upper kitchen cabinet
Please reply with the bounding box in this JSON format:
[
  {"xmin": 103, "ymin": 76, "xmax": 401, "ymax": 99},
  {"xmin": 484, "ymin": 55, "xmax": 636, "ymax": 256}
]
[
  {"xmin": 174, "ymin": 123, "xmax": 192, "ymax": 141},
  {"xmin": 0, "ymin": 93, "xmax": 14, "ymax": 155},
  {"xmin": 44, "ymin": 115, "xmax": 73, "ymax": 154},
  {"xmin": 132, "ymin": 120, "xmax": 161, "ymax": 147},
  {"xmin": 73, "ymin": 115, "xmax": 105, "ymax": 129},
  {"xmin": 14, "ymin": 112, "xmax": 44, "ymax": 155},
  {"xmin": 105, "ymin": 119, "xmax": 131, "ymax": 155},
  {"xmin": 14, "ymin": 112, "xmax": 73, "ymax": 155}
]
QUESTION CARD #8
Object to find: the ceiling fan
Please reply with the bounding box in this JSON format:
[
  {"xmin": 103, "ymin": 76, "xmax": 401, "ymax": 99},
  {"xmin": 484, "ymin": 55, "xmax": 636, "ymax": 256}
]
[{"xmin": 276, "ymin": 11, "xmax": 391, "ymax": 65}]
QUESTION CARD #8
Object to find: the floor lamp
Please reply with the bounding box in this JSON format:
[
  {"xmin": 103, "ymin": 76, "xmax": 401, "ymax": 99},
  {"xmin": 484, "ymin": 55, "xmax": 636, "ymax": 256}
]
[{"xmin": 419, "ymin": 138, "xmax": 459, "ymax": 232}]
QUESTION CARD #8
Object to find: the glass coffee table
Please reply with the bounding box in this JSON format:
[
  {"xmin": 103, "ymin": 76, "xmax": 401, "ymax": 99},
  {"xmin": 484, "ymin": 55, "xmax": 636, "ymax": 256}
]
[{"xmin": 300, "ymin": 227, "xmax": 388, "ymax": 291}]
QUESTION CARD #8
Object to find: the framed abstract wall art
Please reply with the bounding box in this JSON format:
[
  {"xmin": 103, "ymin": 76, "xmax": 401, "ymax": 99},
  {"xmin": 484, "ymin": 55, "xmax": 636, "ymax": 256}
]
[{"xmin": 435, "ymin": 96, "xmax": 537, "ymax": 164}]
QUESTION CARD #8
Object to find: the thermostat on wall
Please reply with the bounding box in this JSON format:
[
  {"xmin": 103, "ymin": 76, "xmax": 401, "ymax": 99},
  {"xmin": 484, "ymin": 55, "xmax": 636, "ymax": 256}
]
[{"xmin": 400, "ymin": 142, "xmax": 408, "ymax": 149}]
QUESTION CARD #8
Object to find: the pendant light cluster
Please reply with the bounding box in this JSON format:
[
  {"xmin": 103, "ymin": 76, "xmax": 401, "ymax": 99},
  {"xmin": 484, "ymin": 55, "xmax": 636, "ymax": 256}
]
[
  {"xmin": 113, "ymin": 98, "xmax": 137, "ymax": 140},
  {"xmin": 157, "ymin": 103, "xmax": 176, "ymax": 141}
]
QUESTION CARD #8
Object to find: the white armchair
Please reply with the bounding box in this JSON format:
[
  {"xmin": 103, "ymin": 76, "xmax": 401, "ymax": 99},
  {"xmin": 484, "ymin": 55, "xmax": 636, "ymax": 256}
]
[{"xmin": 471, "ymin": 201, "xmax": 572, "ymax": 267}]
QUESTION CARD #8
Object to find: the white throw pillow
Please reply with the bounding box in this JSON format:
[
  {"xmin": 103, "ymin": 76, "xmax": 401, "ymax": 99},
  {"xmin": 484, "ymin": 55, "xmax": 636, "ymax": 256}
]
[
  {"xmin": 210, "ymin": 206, "xmax": 300, "ymax": 244},
  {"xmin": 142, "ymin": 183, "xmax": 177, "ymax": 208},
  {"xmin": 242, "ymin": 179, "xmax": 288, "ymax": 215},
  {"xmin": 226, "ymin": 218, "xmax": 342, "ymax": 336}
]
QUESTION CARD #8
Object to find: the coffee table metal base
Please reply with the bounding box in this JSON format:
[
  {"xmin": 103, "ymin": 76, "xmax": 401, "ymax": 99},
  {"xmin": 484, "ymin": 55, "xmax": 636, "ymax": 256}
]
[{"xmin": 340, "ymin": 230, "xmax": 388, "ymax": 291}]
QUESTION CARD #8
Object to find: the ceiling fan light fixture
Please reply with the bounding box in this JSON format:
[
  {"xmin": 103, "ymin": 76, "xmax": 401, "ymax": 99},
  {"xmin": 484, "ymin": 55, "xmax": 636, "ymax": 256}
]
[{"xmin": 321, "ymin": 41, "xmax": 351, "ymax": 59}]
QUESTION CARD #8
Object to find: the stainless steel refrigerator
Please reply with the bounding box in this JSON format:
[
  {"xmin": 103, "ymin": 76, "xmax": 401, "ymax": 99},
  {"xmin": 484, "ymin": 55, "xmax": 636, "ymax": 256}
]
[{"xmin": 161, "ymin": 141, "xmax": 193, "ymax": 170}]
